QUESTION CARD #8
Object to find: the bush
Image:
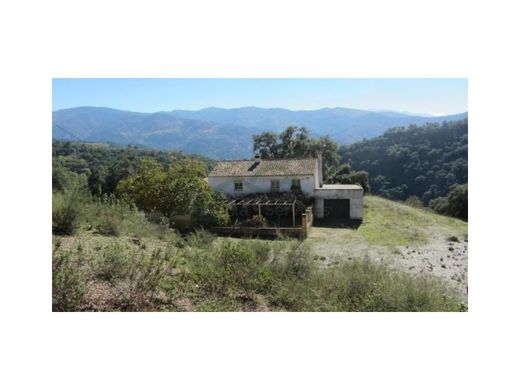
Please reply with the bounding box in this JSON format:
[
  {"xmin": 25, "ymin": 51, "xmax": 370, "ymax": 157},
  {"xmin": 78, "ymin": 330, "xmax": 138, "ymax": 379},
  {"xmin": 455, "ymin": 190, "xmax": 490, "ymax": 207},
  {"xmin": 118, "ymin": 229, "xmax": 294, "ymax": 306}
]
[
  {"xmin": 52, "ymin": 191, "xmax": 84, "ymax": 235},
  {"xmin": 185, "ymin": 228, "xmax": 215, "ymax": 248},
  {"xmin": 188, "ymin": 241, "xmax": 276, "ymax": 300},
  {"xmin": 84, "ymin": 195, "xmax": 175, "ymax": 240},
  {"xmin": 93, "ymin": 243, "xmax": 173, "ymax": 311},
  {"xmin": 95, "ymin": 210, "xmax": 120, "ymax": 236},
  {"xmin": 405, "ymin": 195, "xmax": 423, "ymax": 208},
  {"xmin": 248, "ymin": 240, "xmax": 271, "ymax": 263},
  {"xmin": 95, "ymin": 242, "xmax": 129, "ymax": 281},
  {"xmin": 52, "ymin": 251, "xmax": 86, "ymax": 311},
  {"xmin": 240, "ymin": 215, "xmax": 269, "ymax": 228},
  {"xmin": 317, "ymin": 259, "xmax": 462, "ymax": 312},
  {"xmin": 276, "ymin": 241, "xmax": 313, "ymax": 280},
  {"xmin": 120, "ymin": 249, "xmax": 171, "ymax": 311}
]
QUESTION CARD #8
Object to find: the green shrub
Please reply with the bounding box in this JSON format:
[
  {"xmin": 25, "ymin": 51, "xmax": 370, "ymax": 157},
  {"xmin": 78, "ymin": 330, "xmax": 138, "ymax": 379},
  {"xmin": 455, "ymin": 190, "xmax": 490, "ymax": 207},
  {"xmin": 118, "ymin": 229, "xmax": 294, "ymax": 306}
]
[
  {"xmin": 84, "ymin": 195, "xmax": 175, "ymax": 240},
  {"xmin": 95, "ymin": 209, "xmax": 120, "ymax": 236},
  {"xmin": 120, "ymin": 249, "xmax": 171, "ymax": 311},
  {"xmin": 405, "ymin": 195, "xmax": 423, "ymax": 208},
  {"xmin": 318, "ymin": 259, "xmax": 462, "ymax": 312},
  {"xmin": 93, "ymin": 243, "xmax": 173, "ymax": 311},
  {"xmin": 52, "ymin": 191, "xmax": 84, "ymax": 235},
  {"xmin": 276, "ymin": 241, "xmax": 313, "ymax": 280},
  {"xmin": 241, "ymin": 215, "xmax": 269, "ymax": 228},
  {"xmin": 52, "ymin": 251, "xmax": 86, "ymax": 311},
  {"xmin": 188, "ymin": 241, "xmax": 276, "ymax": 299},
  {"xmin": 185, "ymin": 228, "xmax": 215, "ymax": 248},
  {"xmin": 95, "ymin": 242, "xmax": 129, "ymax": 281},
  {"xmin": 248, "ymin": 240, "xmax": 271, "ymax": 263}
]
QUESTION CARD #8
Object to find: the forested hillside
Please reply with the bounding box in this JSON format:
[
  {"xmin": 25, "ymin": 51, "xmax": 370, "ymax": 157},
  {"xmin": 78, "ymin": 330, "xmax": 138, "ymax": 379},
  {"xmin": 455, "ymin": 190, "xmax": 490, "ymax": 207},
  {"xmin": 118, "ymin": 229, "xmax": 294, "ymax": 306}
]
[
  {"xmin": 340, "ymin": 119, "xmax": 468, "ymax": 208},
  {"xmin": 53, "ymin": 141, "xmax": 216, "ymax": 196}
]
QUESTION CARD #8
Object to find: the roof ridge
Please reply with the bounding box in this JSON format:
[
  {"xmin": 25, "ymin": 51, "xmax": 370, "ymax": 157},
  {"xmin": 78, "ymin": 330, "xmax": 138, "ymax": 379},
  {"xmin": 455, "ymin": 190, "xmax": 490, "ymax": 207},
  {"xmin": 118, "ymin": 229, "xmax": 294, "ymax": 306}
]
[
  {"xmin": 208, "ymin": 157, "xmax": 317, "ymax": 177},
  {"xmin": 217, "ymin": 157, "xmax": 317, "ymax": 162}
]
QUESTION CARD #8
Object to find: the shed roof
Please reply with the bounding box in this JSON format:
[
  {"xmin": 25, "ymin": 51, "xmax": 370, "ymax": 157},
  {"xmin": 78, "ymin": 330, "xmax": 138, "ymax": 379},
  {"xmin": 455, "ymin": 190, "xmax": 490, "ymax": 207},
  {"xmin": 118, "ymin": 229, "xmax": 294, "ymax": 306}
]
[{"xmin": 208, "ymin": 158, "xmax": 316, "ymax": 177}]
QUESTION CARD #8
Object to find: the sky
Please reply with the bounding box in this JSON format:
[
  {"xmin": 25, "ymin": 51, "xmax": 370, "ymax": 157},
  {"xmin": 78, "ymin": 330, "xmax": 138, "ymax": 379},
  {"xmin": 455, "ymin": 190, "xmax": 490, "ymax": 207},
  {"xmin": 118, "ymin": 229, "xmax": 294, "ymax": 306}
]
[{"xmin": 52, "ymin": 78, "xmax": 468, "ymax": 116}]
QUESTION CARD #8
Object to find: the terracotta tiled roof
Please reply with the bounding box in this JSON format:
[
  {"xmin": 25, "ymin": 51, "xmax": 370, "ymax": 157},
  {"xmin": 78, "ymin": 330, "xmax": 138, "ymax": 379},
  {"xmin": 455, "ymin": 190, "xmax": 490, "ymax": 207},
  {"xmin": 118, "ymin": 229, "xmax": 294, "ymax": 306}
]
[{"xmin": 209, "ymin": 158, "xmax": 317, "ymax": 177}]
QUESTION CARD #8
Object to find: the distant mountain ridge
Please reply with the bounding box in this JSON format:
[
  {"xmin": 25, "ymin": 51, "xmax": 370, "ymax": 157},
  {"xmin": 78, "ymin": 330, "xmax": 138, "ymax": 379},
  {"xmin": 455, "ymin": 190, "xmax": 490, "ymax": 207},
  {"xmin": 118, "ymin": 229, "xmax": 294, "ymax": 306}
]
[{"xmin": 52, "ymin": 106, "xmax": 468, "ymax": 159}]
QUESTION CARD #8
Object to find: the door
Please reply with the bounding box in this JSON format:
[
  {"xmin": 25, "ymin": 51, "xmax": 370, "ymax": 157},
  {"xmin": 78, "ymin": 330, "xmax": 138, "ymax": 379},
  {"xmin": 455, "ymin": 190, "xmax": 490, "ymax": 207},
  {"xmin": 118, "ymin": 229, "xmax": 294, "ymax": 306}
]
[{"xmin": 323, "ymin": 199, "xmax": 350, "ymax": 220}]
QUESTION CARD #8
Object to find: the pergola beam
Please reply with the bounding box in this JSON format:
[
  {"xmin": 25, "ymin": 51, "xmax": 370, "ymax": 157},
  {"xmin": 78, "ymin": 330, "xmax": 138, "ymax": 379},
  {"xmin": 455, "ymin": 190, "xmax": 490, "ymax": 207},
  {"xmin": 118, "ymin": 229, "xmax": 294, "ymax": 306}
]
[{"xmin": 226, "ymin": 197, "xmax": 299, "ymax": 208}]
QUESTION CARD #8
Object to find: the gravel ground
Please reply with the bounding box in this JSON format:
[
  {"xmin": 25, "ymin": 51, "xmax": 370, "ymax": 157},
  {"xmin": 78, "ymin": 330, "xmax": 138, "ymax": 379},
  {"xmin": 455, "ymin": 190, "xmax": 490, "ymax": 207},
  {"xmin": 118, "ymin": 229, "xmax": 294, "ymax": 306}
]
[{"xmin": 308, "ymin": 226, "xmax": 468, "ymax": 302}]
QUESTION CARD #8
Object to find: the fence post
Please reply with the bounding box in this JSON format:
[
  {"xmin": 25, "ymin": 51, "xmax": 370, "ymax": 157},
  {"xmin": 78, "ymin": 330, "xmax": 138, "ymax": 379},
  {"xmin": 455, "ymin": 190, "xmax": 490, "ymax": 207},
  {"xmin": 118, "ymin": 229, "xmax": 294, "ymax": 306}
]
[{"xmin": 301, "ymin": 213, "xmax": 308, "ymax": 238}]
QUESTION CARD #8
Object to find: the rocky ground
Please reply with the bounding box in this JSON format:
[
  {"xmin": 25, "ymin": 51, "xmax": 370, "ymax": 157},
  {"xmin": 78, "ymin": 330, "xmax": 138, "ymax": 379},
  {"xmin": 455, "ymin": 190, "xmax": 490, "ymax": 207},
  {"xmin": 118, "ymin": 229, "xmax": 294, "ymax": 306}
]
[{"xmin": 307, "ymin": 197, "xmax": 468, "ymax": 302}]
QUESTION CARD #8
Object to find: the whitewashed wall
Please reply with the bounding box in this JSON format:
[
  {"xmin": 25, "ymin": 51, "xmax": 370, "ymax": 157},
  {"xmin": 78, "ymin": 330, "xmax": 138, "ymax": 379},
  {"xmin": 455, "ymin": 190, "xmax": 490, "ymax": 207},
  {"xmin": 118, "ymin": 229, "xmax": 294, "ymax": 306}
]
[
  {"xmin": 208, "ymin": 175, "xmax": 316, "ymax": 197},
  {"xmin": 313, "ymin": 187, "xmax": 364, "ymax": 220}
]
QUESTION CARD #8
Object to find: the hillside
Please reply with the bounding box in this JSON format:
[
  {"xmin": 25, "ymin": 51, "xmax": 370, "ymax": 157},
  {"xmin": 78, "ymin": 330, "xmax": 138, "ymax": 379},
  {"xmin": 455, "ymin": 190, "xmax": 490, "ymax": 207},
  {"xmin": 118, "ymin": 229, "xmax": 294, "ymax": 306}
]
[
  {"xmin": 308, "ymin": 196, "xmax": 468, "ymax": 300},
  {"xmin": 52, "ymin": 106, "xmax": 468, "ymax": 159},
  {"xmin": 340, "ymin": 119, "xmax": 468, "ymax": 204},
  {"xmin": 53, "ymin": 177, "xmax": 467, "ymax": 311}
]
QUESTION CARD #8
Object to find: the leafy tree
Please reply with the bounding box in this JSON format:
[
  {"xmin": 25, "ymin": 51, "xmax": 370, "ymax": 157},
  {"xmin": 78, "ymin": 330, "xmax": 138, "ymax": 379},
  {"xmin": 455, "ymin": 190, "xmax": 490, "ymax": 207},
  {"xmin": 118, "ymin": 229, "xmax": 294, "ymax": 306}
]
[
  {"xmin": 253, "ymin": 126, "xmax": 349, "ymax": 182},
  {"xmin": 332, "ymin": 164, "xmax": 370, "ymax": 192},
  {"xmin": 429, "ymin": 183, "xmax": 468, "ymax": 220},
  {"xmin": 117, "ymin": 158, "xmax": 229, "ymax": 227},
  {"xmin": 252, "ymin": 131, "xmax": 279, "ymax": 158},
  {"xmin": 52, "ymin": 159, "xmax": 88, "ymax": 192}
]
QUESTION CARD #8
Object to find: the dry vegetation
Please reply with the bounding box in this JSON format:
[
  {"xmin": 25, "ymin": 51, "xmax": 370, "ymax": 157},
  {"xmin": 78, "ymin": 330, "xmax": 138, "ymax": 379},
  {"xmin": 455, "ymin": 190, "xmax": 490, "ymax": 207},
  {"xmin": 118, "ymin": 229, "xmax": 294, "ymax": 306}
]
[{"xmin": 52, "ymin": 194, "xmax": 467, "ymax": 312}]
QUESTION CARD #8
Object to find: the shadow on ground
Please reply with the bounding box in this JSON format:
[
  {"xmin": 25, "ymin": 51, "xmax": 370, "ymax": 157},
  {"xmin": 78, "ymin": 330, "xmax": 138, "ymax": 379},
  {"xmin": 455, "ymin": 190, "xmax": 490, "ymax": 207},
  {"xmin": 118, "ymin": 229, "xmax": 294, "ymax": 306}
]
[{"xmin": 312, "ymin": 218, "xmax": 362, "ymax": 230}]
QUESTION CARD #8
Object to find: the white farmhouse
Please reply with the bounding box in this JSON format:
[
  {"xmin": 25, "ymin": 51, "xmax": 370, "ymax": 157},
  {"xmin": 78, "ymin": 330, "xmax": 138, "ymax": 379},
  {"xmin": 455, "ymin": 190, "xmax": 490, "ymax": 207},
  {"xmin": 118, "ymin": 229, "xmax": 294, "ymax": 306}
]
[{"xmin": 207, "ymin": 154, "xmax": 363, "ymax": 220}]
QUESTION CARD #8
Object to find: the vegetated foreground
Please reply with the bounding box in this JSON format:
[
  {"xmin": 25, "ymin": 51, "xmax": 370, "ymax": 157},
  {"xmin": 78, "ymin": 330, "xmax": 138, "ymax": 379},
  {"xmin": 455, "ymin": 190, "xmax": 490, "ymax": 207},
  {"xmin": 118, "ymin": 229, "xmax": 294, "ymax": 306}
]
[{"xmin": 52, "ymin": 195, "xmax": 467, "ymax": 312}]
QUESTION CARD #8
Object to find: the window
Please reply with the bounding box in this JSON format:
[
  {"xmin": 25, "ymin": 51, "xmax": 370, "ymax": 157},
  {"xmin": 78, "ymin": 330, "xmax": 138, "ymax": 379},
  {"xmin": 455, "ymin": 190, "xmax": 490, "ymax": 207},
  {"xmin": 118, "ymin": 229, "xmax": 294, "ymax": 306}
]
[
  {"xmin": 291, "ymin": 179, "xmax": 301, "ymax": 191},
  {"xmin": 234, "ymin": 180, "xmax": 243, "ymax": 192},
  {"xmin": 271, "ymin": 179, "xmax": 280, "ymax": 192}
]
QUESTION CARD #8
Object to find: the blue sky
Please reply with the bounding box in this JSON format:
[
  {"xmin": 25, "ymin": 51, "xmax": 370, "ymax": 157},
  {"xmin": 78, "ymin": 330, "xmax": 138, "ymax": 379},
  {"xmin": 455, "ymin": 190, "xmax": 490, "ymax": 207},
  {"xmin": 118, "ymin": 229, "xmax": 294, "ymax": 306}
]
[{"xmin": 52, "ymin": 78, "xmax": 467, "ymax": 116}]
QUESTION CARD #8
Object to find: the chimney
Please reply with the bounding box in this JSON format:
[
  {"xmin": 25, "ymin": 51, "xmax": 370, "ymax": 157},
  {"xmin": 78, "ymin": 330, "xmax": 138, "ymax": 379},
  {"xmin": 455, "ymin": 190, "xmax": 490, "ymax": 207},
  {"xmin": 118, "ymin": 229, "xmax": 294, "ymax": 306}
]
[
  {"xmin": 317, "ymin": 153, "xmax": 323, "ymax": 187},
  {"xmin": 254, "ymin": 153, "xmax": 261, "ymax": 164}
]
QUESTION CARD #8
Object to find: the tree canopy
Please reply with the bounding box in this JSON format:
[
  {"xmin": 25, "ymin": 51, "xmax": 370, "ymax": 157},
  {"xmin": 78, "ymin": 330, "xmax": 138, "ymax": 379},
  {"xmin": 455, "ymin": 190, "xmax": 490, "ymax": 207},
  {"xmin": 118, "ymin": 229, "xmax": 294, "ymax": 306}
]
[
  {"xmin": 116, "ymin": 158, "xmax": 229, "ymax": 227},
  {"xmin": 340, "ymin": 119, "xmax": 467, "ymax": 205},
  {"xmin": 52, "ymin": 140, "xmax": 216, "ymax": 196},
  {"xmin": 252, "ymin": 126, "xmax": 368, "ymax": 189}
]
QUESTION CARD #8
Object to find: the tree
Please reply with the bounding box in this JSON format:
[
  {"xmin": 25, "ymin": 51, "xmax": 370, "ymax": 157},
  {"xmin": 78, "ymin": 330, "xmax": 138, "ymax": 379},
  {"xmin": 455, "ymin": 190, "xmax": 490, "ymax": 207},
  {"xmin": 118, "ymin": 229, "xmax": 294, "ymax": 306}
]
[
  {"xmin": 117, "ymin": 158, "xmax": 229, "ymax": 227},
  {"xmin": 252, "ymin": 126, "xmax": 343, "ymax": 182},
  {"xmin": 429, "ymin": 183, "xmax": 468, "ymax": 221},
  {"xmin": 332, "ymin": 164, "xmax": 370, "ymax": 192},
  {"xmin": 252, "ymin": 131, "xmax": 279, "ymax": 158},
  {"xmin": 116, "ymin": 159, "xmax": 166, "ymax": 213}
]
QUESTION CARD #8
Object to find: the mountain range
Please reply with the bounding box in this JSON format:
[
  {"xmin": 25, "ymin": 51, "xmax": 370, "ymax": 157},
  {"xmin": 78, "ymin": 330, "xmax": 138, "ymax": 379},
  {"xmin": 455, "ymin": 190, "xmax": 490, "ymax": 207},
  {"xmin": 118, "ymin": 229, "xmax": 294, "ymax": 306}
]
[{"xmin": 52, "ymin": 106, "xmax": 468, "ymax": 159}]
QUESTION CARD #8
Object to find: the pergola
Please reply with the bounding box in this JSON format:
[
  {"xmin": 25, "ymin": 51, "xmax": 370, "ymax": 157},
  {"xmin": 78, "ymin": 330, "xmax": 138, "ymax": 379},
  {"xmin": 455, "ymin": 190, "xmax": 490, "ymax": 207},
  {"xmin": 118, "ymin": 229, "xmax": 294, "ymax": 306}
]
[{"xmin": 226, "ymin": 198, "xmax": 298, "ymax": 227}]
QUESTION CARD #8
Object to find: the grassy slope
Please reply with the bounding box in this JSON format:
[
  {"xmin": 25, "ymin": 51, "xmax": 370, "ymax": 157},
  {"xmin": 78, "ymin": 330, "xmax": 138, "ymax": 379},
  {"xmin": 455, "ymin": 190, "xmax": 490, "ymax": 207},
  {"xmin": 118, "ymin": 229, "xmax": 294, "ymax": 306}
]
[
  {"xmin": 310, "ymin": 196, "xmax": 467, "ymax": 247},
  {"xmin": 307, "ymin": 196, "xmax": 468, "ymax": 300}
]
